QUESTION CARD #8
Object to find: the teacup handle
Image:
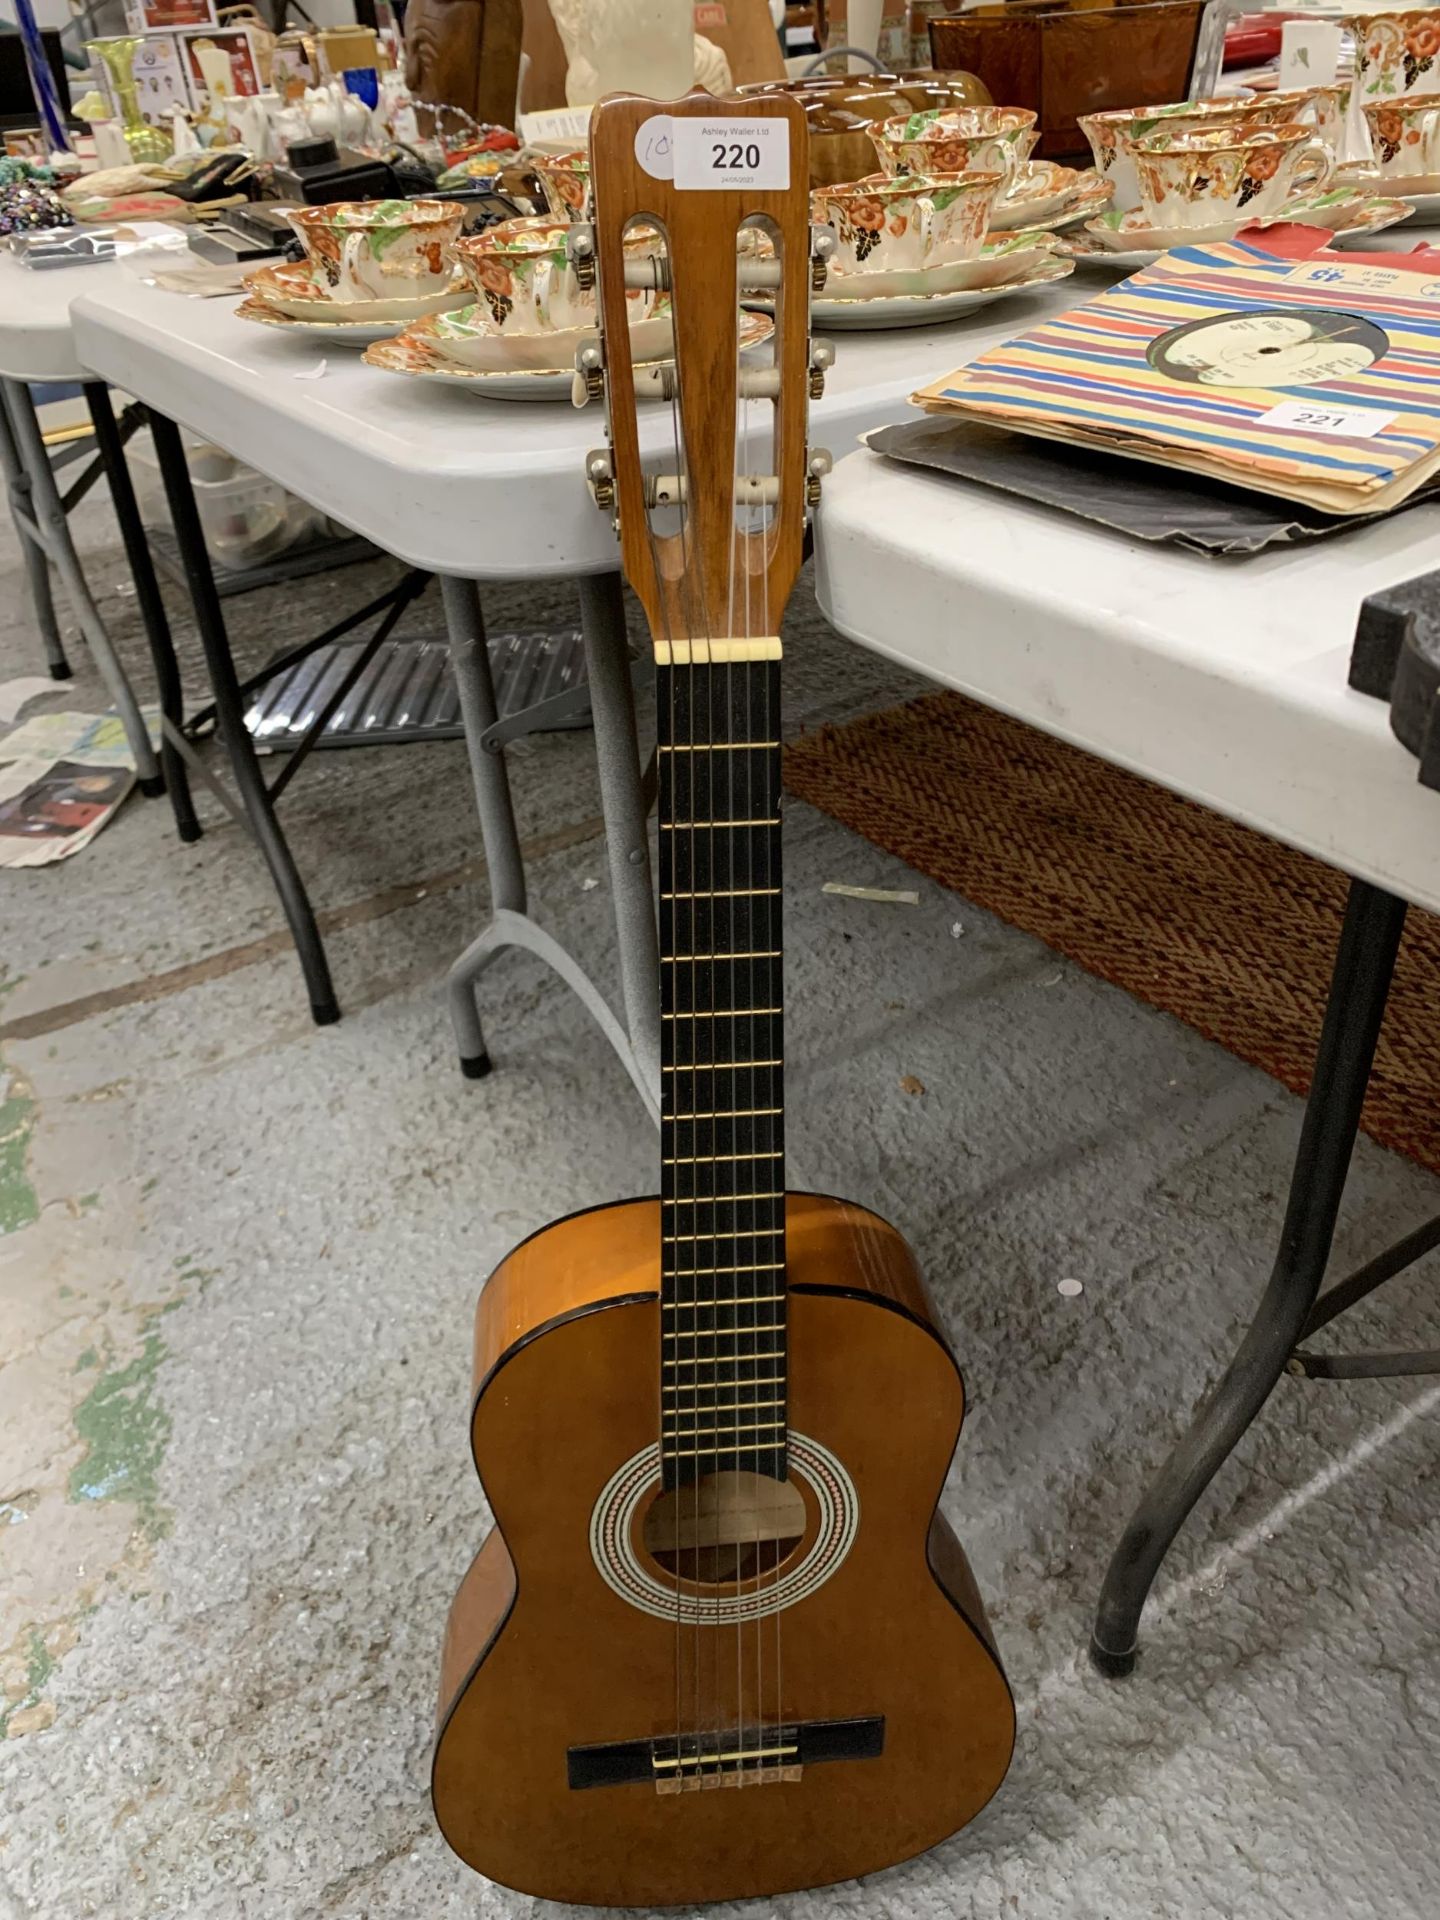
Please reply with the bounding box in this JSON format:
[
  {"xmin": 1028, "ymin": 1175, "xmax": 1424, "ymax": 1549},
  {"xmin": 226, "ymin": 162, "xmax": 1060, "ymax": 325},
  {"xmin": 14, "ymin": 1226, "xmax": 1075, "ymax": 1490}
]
[
  {"xmin": 1289, "ymin": 133, "xmax": 1335, "ymax": 201},
  {"xmin": 338, "ymin": 230, "xmax": 370, "ymax": 295}
]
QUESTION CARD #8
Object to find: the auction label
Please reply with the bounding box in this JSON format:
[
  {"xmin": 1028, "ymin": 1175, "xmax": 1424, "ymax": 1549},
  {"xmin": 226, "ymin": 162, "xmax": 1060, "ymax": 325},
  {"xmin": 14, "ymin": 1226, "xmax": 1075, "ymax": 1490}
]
[
  {"xmin": 1283, "ymin": 261, "xmax": 1440, "ymax": 303},
  {"xmin": 1256, "ymin": 399, "xmax": 1397, "ymax": 439},
  {"xmin": 672, "ymin": 117, "xmax": 790, "ymax": 191}
]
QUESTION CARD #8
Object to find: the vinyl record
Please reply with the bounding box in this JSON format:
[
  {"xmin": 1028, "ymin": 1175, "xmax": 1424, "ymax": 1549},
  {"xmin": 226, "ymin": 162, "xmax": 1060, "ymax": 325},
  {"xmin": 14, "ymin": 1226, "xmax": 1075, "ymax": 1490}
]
[{"xmin": 1147, "ymin": 308, "xmax": 1390, "ymax": 389}]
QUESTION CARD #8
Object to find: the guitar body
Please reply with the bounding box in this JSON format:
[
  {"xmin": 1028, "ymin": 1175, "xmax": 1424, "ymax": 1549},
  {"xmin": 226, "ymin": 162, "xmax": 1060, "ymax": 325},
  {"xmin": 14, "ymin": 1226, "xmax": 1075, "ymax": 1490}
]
[{"xmin": 433, "ymin": 1193, "xmax": 1015, "ymax": 1907}]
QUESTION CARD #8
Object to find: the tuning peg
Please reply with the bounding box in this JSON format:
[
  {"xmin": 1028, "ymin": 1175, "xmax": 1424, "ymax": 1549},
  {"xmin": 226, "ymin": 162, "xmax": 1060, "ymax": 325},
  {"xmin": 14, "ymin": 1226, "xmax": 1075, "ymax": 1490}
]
[
  {"xmin": 808, "ymin": 338, "xmax": 835, "ymax": 400},
  {"xmin": 567, "ymin": 223, "xmax": 597, "ymax": 290},
  {"xmin": 574, "ymin": 341, "xmax": 605, "ymax": 402},
  {"xmin": 810, "ymin": 226, "xmax": 837, "ymax": 294},
  {"xmin": 585, "ymin": 449, "xmax": 616, "ymax": 510},
  {"xmin": 805, "ymin": 447, "xmax": 833, "ymax": 508}
]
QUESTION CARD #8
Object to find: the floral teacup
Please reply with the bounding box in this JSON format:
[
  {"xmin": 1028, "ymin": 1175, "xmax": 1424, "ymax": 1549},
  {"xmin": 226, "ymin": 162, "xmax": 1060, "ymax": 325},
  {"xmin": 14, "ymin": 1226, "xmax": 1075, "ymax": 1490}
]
[
  {"xmin": 1363, "ymin": 97, "xmax": 1440, "ymax": 176},
  {"xmin": 534, "ymin": 148, "xmax": 590, "ymax": 220},
  {"xmin": 453, "ymin": 216, "xmax": 659, "ymax": 333},
  {"xmin": 288, "ymin": 199, "xmax": 465, "ymax": 305},
  {"xmin": 1346, "ymin": 12, "xmax": 1440, "ymax": 102},
  {"xmin": 1080, "ymin": 98, "xmax": 1275, "ymax": 211},
  {"xmin": 869, "ymin": 107, "xmax": 1037, "ymax": 187},
  {"xmin": 811, "ymin": 172, "xmax": 1004, "ymax": 273},
  {"xmin": 1131, "ymin": 123, "xmax": 1335, "ymax": 232}
]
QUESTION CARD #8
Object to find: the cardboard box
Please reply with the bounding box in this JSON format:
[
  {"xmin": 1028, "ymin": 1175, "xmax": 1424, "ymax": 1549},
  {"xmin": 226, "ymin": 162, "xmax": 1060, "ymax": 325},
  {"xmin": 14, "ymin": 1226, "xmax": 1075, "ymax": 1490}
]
[
  {"xmin": 317, "ymin": 26, "xmax": 379, "ymax": 79},
  {"xmin": 179, "ymin": 27, "xmax": 263, "ymax": 100},
  {"xmin": 123, "ymin": 0, "xmax": 218, "ymax": 31},
  {"xmin": 131, "ymin": 32, "xmax": 193, "ymax": 121}
]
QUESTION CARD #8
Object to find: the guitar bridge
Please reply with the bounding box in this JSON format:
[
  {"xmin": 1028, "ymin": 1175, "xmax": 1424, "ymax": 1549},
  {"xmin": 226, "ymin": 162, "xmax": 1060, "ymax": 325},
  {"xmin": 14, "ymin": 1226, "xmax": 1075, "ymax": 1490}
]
[{"xmin": 567, "ymin": 1716, "xmax": 884, "ymax": 1793}]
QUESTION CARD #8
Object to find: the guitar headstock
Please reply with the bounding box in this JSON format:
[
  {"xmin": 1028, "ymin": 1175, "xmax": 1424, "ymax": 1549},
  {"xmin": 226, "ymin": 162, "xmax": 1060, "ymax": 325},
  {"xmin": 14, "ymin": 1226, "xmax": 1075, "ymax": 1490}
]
[{"xmin": 578, "ymin": 91, "xmax": 831, "ymax": 660}]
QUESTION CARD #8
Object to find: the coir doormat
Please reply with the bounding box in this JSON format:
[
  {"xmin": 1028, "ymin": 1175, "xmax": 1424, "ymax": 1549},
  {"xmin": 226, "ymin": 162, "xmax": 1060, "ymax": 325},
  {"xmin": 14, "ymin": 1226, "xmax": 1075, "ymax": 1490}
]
[{"xmin": 783, "ymin": 689, "xmax": 1440, "ymax": 1176}]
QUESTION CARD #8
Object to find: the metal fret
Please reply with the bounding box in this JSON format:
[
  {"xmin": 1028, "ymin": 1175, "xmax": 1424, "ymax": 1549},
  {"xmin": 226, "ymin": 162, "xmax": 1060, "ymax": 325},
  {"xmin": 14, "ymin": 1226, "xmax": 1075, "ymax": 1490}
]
[
  {"xmin": 661, "ymin": 1006, "xmax": 783, "ymax": 1018},
  {"xmin": 662, "ymin": 1064, "xmax": 782, "ymax": 1075},
  {"xmin": 663, "ymin": 1229, "xmax": 782, "ymax": 1243},
  {"xmin": 664, "ymin": 1325, "xmax": 785, "ymax": 1344},
  {"xmin": 661, "ymin": 889, "xmax": 781, "ymax": 901},
  {"xmin": 662, "ymin": 1415, "xmax": 787, "ymax": 1438},
  {"xmin": 663, "ymin": 1350, "xmax": 784, "ymax": 1369},
  {"xmin": 661, "ymin": 1263, "xmax": 784, "ymax": 1278}
]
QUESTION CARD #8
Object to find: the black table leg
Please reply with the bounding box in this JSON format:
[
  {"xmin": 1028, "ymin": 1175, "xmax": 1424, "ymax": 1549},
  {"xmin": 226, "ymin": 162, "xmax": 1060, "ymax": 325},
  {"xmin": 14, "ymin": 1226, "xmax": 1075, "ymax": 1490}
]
[
  {"xmin": 1090, "ymin": 876, "xmax": 1408, "ymax": 1676},
  {"xmin": 148, "ymin": 411, "xmax": 339, "ymax": 1026},
  {"xmin": 85, "ymin": 385, "xmax": 200, "ymax": 843}
]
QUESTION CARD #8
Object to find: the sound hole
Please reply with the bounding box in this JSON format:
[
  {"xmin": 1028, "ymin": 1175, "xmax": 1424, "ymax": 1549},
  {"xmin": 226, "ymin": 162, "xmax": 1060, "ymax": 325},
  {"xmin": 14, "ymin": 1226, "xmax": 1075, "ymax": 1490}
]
[{"xmin": 642, "ymin": 1471, "xmax": 806, "ymax": 1586}]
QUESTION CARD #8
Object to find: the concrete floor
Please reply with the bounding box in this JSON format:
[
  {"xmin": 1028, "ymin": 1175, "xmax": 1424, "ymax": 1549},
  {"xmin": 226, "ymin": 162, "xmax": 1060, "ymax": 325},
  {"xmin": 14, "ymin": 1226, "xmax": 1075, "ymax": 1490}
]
[{"xmin": 2, "ymin": 477, "xmax": 1440, "ymax": 1920}]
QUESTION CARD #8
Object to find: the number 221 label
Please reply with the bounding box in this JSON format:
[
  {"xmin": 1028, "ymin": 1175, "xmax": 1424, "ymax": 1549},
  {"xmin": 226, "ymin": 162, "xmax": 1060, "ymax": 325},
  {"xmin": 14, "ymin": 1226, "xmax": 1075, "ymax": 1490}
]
[{"xmin": 671, "ymin": 117, "xmax": 789, "ymax": 191}]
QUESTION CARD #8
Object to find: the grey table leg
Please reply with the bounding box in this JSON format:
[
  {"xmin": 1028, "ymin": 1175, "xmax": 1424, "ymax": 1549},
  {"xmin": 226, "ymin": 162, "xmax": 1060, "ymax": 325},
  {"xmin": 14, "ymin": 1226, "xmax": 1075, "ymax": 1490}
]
[
  {"xmin": 442, "ymin": 572, "xmax": 660, "ymax": 1122},
  {"xmin": 1, "ymin": 379, "xmax": 160, "ymax": 791},
  {"xmin": 577, "ymin": 570, "xmax": 661, "ymax": 1104},
  {"xmin": 1090, "ymin": 877, "xmax": 1408, "ymax": 1676},
  {"xmin": 149, "ymin": 411, "xmax": 338, "ymax": 1026},
  {"xmin": 84, "ymin": 386, "xmax": 199, "ymax": 843},
  {"xmin": 0, "ymin": 394, "xmax": 68, "ymax": 680}
]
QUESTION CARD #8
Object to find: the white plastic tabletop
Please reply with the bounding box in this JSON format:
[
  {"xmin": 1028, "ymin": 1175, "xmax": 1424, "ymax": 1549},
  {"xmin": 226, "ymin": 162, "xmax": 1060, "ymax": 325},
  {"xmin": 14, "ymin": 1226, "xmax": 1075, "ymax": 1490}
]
[
  {"xmin": 0, "ymin": 249, "xmax": 122, "ymax": 385},
  {"xmin": 69, "ymin": 267, "xmax": 1093, "ymax": 579},
  {"xmin": 812, "ymin": 442, "xmax": 1440, "ymax": 916}
]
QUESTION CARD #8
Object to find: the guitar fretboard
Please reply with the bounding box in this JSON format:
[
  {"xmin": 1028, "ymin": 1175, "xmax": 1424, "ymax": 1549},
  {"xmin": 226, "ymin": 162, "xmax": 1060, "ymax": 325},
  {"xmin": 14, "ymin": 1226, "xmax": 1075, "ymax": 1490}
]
[{"xmin": 657, "ymin": 657, "xmax": 787, "ymax": 1491}]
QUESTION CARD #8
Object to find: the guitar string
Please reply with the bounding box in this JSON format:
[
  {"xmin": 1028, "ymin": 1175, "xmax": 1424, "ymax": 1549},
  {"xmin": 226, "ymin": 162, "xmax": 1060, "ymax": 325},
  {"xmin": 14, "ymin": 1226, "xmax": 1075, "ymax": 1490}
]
[
  {"xmin": 747, "ymin": 275, "xmax": 768, "ymax": 1791},
  {"xmin": 643, "ymin": 227, "xmax": 685, "ymax": 1786},
  {"xmin": 764, "ymin": 224, "xmax": 783, "ymax": 1785},
  {"xmin": 723, "ymin": 237, "xmax": 746, "ymax": 1788},
  {"xmin": 736, "ymin": 263, "xmax": 758, "ymax": 1787},
  {"xmin": 664, "ymin": 273, "xmax": 714, "ymax": 1784}
]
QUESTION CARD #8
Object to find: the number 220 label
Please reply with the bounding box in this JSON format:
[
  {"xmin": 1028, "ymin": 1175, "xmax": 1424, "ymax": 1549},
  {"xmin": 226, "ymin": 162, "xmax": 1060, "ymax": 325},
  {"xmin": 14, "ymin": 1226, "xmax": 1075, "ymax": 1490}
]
[{"xmin": 671, "ymin": 118, "xmax": 790, "ymax": 191}]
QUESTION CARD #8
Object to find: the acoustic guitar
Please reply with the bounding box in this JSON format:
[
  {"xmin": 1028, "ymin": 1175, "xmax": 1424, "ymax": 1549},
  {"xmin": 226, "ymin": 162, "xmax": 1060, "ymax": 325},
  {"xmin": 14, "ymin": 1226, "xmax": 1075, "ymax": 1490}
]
[{"xmin": 432, "ymin": 90, "xmax": 1015, "ymax": 1906}]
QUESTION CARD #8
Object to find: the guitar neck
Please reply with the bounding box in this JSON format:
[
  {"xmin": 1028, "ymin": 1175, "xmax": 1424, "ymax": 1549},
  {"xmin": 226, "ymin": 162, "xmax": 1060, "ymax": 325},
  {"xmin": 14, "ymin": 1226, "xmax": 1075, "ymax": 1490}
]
[{"xmin": 658, "ymin": 653, "xmax": 787, "ymax": 1491}]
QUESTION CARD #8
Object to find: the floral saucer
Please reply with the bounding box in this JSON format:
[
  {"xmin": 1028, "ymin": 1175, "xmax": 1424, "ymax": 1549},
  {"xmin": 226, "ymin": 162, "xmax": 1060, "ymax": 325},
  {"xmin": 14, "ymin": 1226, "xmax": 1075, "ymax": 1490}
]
[
  {"xmin": 235, "ymin": 297, "xmax": 409, "ymax": 347},
  {"xmin": 1334, "ymin": 165, "xmax": 1440, "ymax": 220},
  {"xmin": 365, "ymin": 310, "xmax": 775, "ymax": 400},
  {"xmin": 1069, "ymin": 187, "xmax": 1412, "ymax": 262},
  {"xmin": 988, "ymin": 163, "xmax": 1113, "ymax": 232},
  {"xmin": 820, "ymin": 231, "xmax": 1057, "ymax": 302},
  {"xmin": 244, "ymin": 259, "xmax": 471, "ymax": 325},
  {"xmin": 811, "ymin": 251, "xmax": 1074, "ymax": 329},
  {"xmin": 420, "ymin": 299, "xmax": 675, "ymax": 372}
]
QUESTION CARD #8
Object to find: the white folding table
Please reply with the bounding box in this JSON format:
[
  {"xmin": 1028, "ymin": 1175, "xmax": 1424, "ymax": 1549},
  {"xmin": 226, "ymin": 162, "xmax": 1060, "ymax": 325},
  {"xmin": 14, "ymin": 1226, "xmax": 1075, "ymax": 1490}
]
[
  {"xmin": 71, "ymin": 265, "xmax": 1094, "ymax": 1108},
  {"xmin": 0, "ymin": 252, "xmax": 165, "ymax": 793},
  {"xmin": 812, "ymin": 404, "xmax": 1440, "ymax": 1678}
]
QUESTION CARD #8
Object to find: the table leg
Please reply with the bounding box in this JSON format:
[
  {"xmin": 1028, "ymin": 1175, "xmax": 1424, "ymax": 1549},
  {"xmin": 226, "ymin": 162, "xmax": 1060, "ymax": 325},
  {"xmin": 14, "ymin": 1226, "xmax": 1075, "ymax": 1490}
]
[
  {"xmin": 149, "ymin": 411, "xmax": 338, "ymax": 1027},
  {"xmin": 1090, "ymin": 877, "xmax": 1408, "ymax": 1677},
  {"xmin": 84, "ymin": 385, "xmax": 200, "ymax": 844},
  {"xmin": 442, "ymin": 572, "xmax": 659, "ymax": 1121},
  {"xmin": 0, "ymin": 392, "xmax": 68, "ymax": 680},
  {"xmin": 2, "ymin": 378, "xmax": 161, "ymax": 792},
  {"xmin": 577, "ymin": 570, "xmax": 661, "ymax": 1105}
]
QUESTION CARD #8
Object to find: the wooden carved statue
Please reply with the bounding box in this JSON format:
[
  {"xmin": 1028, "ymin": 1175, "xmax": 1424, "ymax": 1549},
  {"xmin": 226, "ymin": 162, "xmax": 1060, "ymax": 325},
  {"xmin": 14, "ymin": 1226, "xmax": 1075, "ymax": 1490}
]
[{"xmin": 403, "ymin": 0, "xmax": 524, "ymax": 130}]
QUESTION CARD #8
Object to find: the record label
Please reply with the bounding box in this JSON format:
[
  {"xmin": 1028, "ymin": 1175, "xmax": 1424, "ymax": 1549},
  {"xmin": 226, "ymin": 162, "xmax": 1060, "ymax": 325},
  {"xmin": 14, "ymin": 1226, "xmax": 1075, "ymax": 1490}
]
[{"xmin": 1147, "ymin": 308, "xmax": 1390, "ymax": 389}]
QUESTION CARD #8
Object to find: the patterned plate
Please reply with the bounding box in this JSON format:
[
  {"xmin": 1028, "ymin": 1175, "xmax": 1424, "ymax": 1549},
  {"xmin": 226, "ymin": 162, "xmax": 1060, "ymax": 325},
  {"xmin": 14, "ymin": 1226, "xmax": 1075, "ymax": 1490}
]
[
  {"xmin": 810, "ymin": 253, "xmax": 1075, "ymax": 329},
  {"xmin": 988, "ymin": 163, "xmax": 1113, "ymax": 233},
  {"xmin": 1063, "ymin": 188, "xmax": 1413, "ymax": 264},
  {"xmin": 364, "ymin": 310, "xmax": 776, "ymax": 399},
  {"xmin": 235, "ymin": 298, "xmax": 409, "ymax": 347},
  {"xmin": 243, "ymin": 260, "xmax": 471, "ymax": 324},
  {"xmin": 820, "ymin": 231, "xmax": 1058, "ymax": 303}
]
